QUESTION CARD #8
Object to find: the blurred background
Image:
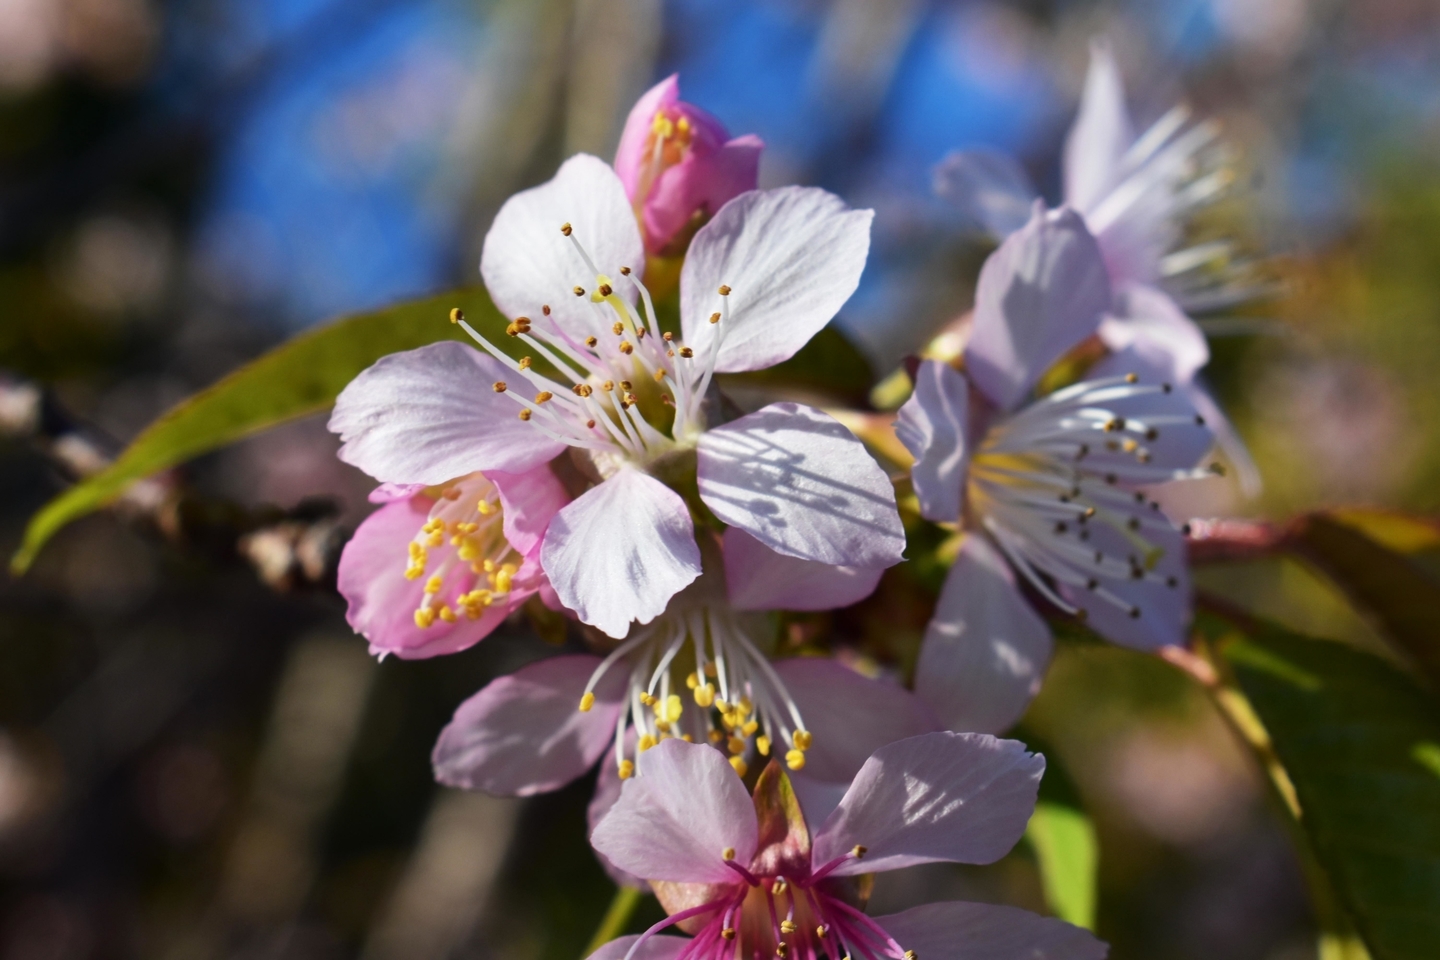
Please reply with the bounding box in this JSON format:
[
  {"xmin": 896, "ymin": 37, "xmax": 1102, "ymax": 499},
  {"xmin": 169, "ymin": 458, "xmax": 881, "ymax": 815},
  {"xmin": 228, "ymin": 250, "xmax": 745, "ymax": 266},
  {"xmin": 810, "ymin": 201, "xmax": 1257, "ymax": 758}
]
[{"xmin": 2, "ymin": 0, "xmax": 1439, "ymax": 958}]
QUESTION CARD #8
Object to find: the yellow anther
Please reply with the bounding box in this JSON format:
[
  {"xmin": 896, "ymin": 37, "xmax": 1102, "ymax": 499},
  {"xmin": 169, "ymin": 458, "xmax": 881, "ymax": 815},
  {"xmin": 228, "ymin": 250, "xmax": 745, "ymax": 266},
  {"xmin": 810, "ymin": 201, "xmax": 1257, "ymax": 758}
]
[
  {"xmin": 775, "ymin": 942, "xmax": 788, "ymax": 958},
  {"xmin": 535, "ymin": 391, "xmax": 553, "ymax": 403},
  {"xmin": 573, "ymin": 286, "xmax": 585, "ymax": 297},
  {"xmin": 785, "ymin": 750, "xmax": 806, "ymax": 771},
  {"xmin": 619, "ymin": 380, "xmax": 633, "ymax": 390},
  {"xmin": 729, "ymin": 756, "xmax": 748, "ymax": 778},
  {"xmin": 691, "ymin": 682, "xmax": 711, "ymax": 707},
  {"xmin": 493, "ymin": 567, "xmax": 513, "ymax": 594},
  {"xmin": 404, "ymin": 567, "xmax": 424, "ymax": 580},
  {"xmin": 638, "ymin": 734, "xmax": 657, "ymax": 752},
  {"xmin": 665, "ymin": 694, "xmax": 683, "ymax": 724},
  {"xmin": 654, "ymin": 368, "xmax": 667, "ymax": 382},
  {"xmin": 722, "ymin": 847, "xmax": 736, "ymax": 861},
  {"xmin": 573, "ymin": 383, "xmax": 593, "ymax": 397},
  {"xmin": 618, "ymin": 759, "xmax": 634, "ymax": 780},
  {"xmin": 780, "ymin": 921, "xmax": 797, "ymax": 935},
  {"xmin": 424, "ymin": 575, "xmax": 443, "ymax": 594},
  {"xmin": 681, "ymin": 734, "xmax": 694, "ymax": 742},
  {"xmin": 852, "ymin": 845, "xmax": 867, "ymax": 859},
  {"xmin": 816, "ymin": 926, "xmax": 828, "ymax": 939},
  {"xmin": 619, "ymin": 341, "xmax": 634, "ymax": 355},
  {"xmin": 678, "ymin": 346, "xmax": 694, "ymax": 358},
  {"xmin": 718, "ymin": 285, "xmax": 731, "ymax": 296},
  {"xmin": 438, "ymin": 604, "xmax": 457, "ymax": 623},
  {"xmin": 904, "ymin": 952, "xmax": 917, "ymax": 960},
  {"xmin": 639, "ymin": 692, "xmax": 656, "ymax": 707},
  {"xmin": 477, "ymin": 499, "xmax": 493, "ymax": 515},
  {"xmin": 579, "ymin": 692, "xmax": 595, "ymax": 713},
  {"xmin": 685, "ymin": 672, "xmax": 699, "ymax": 690},
  {"xmin": 561, "ymin": 222, "xmax": 573, "ymax": 236},
  {"xmin": 1125, "ymin": 372, "xmax": 1139, "ymax": 383},
  {"xmin": 756, "ymin": 735, "xmax": 771, "ymax": 756},
  {"xmin": 414, "ymin": 607, "xmax": 437, "ymax": 629},
  {"xmin": 721, "ymin": 928, "xmax": 736, "ymax": 941},
  {"xmin": 449, "ymin": 307, "xmax": 464, "ymax": 324},
  {"xmin": 772, "ymin": 879, "xmax": 787, "ymax": 895},
  {"xmin": 677, "ymin": 116, "xmax": 690, "ymax": 133},
  {"xmin": 709, "ymin": 312, "xmax": 720, "ymax": 324},
  {"xmin": 585, "ymin": 336, "xmax": 598, "ymax": 347},
  {"xmin": 715, "ymin": 698, "xmax": 729, "ymax": 712},
  {"xmin": 742, "ymin": 720, "xmax": 759, "ymax": 736},
  {"xmin": 612, "ymin": 321, "xmax": 625, "ymax": 336},
  {"xmin": 792, "ymin": 730, "xmax": 812, "ymax": 751},
  {"xmin": 493, "ymin": 381, "xmax": 507, "ymax": 393},
  {"xmin": 728, "ymin": 737, "xmax": 746, "ymax": 756},
  {"xmin": 518, "ymin": 356, "xmax": 532, "ymax": 369},
  {"xmin": 602, "ymin": 380, "xmax": 615, "ymax": 392},
  {"xmin": 427, "ymin": 530, "xmax": 445, "ymax": 547},
  {"xmin": 518, "ymin": 409, "xmax": 532, "ymax": 421}
]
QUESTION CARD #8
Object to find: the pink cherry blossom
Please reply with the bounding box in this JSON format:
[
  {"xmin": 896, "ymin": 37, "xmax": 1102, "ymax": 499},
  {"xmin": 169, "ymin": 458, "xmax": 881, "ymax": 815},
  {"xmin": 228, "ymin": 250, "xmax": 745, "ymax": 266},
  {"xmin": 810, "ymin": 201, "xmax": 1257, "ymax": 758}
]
[
  {"xmin": 895, "ymin": 207, "xmax": 1217, "ymax": 734},
  {"xmin": 614, "ymin": 75, "xmax": 763, "ymax": 255},
  {"xmin": 330, "ymin": 154, "xmax": 904, "ymax": 639},
  {"xmin": 933, "ymin": 42, "xmax": 1260, "ymax": 495},
  {"xmin": 336, "ymin": 465, "xmax": 567, "ymax": 659},
  {"xmin": 586, "ymin": 734, "xmax": 1107, "ymax": 960}
]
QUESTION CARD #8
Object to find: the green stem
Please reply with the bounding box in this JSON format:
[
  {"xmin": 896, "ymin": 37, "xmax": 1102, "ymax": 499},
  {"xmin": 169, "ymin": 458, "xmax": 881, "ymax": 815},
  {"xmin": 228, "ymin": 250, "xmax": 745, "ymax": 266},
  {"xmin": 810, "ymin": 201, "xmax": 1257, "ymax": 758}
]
[{"xmin": 584, "ymin": 885, "xmax": 644, "ymax": 958}]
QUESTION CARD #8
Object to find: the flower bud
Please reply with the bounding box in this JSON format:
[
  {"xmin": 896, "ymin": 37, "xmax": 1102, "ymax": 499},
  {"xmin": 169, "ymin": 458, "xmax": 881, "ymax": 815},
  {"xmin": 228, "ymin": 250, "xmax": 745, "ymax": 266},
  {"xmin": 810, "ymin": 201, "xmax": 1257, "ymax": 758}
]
[{"xmin": 614, "ymin": 74, "xmax": 763, "ymax": 255}]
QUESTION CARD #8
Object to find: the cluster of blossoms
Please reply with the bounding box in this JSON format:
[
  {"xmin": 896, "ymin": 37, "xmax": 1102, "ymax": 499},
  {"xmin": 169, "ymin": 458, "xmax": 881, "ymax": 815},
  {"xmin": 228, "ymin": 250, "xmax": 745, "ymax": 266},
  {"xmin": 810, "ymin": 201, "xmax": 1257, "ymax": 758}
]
[{"xmin": 327, "ymin": 53, "xmax": 1257, "ymax": 957}]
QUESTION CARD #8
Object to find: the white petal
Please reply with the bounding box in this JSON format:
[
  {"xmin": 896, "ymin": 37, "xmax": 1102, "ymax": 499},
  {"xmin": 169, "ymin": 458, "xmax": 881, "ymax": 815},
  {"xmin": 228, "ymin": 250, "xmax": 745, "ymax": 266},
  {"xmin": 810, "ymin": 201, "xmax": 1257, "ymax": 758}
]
[
  {"xmin": 590, "ymin": 738, "xmax": 759, "ymax": 885},
  {"xmin": 966, "ymin": 207, "xmax": 1112, "ymax": 412},
  {"xmin": 1064, "ymin": 40, "xmax": 1134, "ymax": 214},
  {"xmin": 877, "ymin": 902, "xmax": 1108, "ymax": 960},
  {"xmin": 329, "ymin": 342, "xmax": 564, "ymax": 483},
  {"xmin": 680, "ymin": 187, "xmax": 872, "ymax": 373},
  {"xmin": 540, "ymin": 469, "xmax": 702, "ymax": 639},
  {"xmin": 811, "ymin": 731, "xmax": 1043, "ymax": 875},
  {"xmin": 914, "ymin": 536, "xmax": 1052, "ymax": 735},
  {"xmin": 1058, "ymin": 516, "xmax": 1191, "ymax": 651},
  {"xmin": 1100, "ymin": 284, "xmax": 1209, "ymax": 383},
  {"xmin": 894, "ymin": 360, "xmax": 969, "ymax": 524},
  {"xmin": 585, "ymin": 936, "xmax": 690, "ymax": 960},
  {"xmin": 722, "ymin": 527, "xmax": 882, "ymax": 612},
  {"xmin": 697, "ymin": 403, "xmax": 906, "ymax": 568},
  {"xmin": 480, "ymin": 154, "xmax": 644, "ymax": 338},
  {"xmin": 933, "ymin": 149, "xmax": 1038, "ymax": 237}
]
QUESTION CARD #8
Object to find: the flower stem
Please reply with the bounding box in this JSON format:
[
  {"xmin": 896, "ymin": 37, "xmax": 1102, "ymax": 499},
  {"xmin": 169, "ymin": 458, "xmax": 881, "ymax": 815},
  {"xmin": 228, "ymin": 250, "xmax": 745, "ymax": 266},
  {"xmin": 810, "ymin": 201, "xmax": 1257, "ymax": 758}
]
[{"xmin": 584, "ymin": 885, "xmax": 645, "ymax": 958}]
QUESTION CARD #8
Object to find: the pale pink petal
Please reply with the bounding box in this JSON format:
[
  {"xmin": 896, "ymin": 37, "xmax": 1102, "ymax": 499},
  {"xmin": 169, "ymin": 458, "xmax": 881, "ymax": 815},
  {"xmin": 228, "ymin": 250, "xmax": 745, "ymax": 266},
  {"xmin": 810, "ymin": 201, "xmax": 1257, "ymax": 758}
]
[
  {"xmin": 680, "ymin": 188, "xmax": 872, "ymax": 373},
  {"xmin": 644, "ymin": 134, "xmax": 763, "ymax": 253},
  {"xmin": 586, "ymin": 936, "xmax": 690, "ymax": 960},
  {"xmin": 1188, "ymin": 379, "xmax": 1261, "ymax": 497},
  {"xmin": 431, "ymin": 654, "xmax": 624, "ymax": 796},
  {"xmin": 614, "ymin": 75, "xmax": 681, "ymax": 198},
  {"xmin": 877, "ymin": 902, "xmax": 1108, "ymax": 960},
  {"xmin": 697, "ymin": 403, "xmax": 905, "ymax": 569},
  {"xmin": 914, "ymin": 536, "xmax": 1052, "ymax": 735},
  {"xmin": 1063, "ymin": 40, "xmax": 1133, "ymax": 215},
  {"xmin": 722, "ymin": 527, "xmax": 882, "ymax": 612},
  {"xmin": 1099, "ymin": 284, "xmax": 1209, "ymax": 383},
  {"xmin": 368, "ymin": 483, "xmax": 424, "ymax": 504},
  {"xmin": 966, "ymin": 207, "xmax": 1112, "ymax": 412},
  {"xmin": 329, "ymin": 342, "xmax": 564, "ymax": 483},
  {"xmin": 490, "ymin": 464, "xmax": 569, "ymax": 558},
  {"xmin": 588, "ymin": 728, "xmax": 649, "ymax": 890},
  {"xmin": 811, "ymin": 732, "xmax": 1043, "ymax": 875},
  {"xmin": 480, "ymin": 154, "xmax": 645, "ymax": 339},
  {"xmin": 541, "ymin": 469, "xmax": 702, "ymax": 639},
  {"xmin": 773, "ymin": 659, "xmax": 940, "ymax": 784},
  {"xmin": 337, "ymin": 498, "xmax": 513, "ymax": 660},
  {"xmin": 895, "ymin": 360, "xmax": 970, "ymax": 524},
  {"xmin": 1057, "ymin": 516, "xmax": 1191, "ymax": 651},
  {"xmin": 591, "ymin": 738, "xmax": 758, "ymax": 884},
  {"xmin": 933, "ymin": 149, "xmax": 1037, "ymax": 237}
]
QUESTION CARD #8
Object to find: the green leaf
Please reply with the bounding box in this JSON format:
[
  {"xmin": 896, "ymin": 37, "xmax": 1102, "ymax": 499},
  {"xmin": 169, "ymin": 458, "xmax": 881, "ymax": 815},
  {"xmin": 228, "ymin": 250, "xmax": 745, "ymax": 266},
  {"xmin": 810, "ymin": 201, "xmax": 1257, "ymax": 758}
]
[
  {"xmin": 1208, "ymin": 617, "xmax": 1440, "ymax": 960},
  {"xmin": 1288, "ymin": 513, "xmax": 1440, "ymax": 688},
  {"xmin": 11, "ymin": 287, "xmax": 511, "ymax": 573},
  {"xmin": 1020, "ymin": 736, "xmax": 1098, "ymax": 930},
  {"xmin": 723, "ymin": 325, "xmax": 874, "ymax": 406}
]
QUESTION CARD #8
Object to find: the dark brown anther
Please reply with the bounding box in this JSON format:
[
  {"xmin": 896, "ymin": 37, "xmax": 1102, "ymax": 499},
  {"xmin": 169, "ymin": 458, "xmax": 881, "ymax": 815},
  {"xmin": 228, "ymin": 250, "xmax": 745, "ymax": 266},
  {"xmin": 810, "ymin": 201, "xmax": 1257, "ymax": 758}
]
[
  {"xmin": 620, "ymin": 266, "xmax": 632, "ymax": 275},
  {"xmin": 493, "ymin": 382, "xmax": 507, "ymax": 393},
  {"xmin": 573, "ymin": 286, "xmax": 585, "ymax": 297},
  {"xmin": 598, "ymin": 283, "xmax": 613, "ymax": 297}
]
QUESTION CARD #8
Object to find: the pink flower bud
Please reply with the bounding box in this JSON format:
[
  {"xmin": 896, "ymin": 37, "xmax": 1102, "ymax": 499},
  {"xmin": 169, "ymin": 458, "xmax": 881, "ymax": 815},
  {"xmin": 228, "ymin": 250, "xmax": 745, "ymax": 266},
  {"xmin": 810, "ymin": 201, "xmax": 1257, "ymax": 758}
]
[{"xmin": 614, "ymin": 74, "xmax": 763, "ymax": 254}]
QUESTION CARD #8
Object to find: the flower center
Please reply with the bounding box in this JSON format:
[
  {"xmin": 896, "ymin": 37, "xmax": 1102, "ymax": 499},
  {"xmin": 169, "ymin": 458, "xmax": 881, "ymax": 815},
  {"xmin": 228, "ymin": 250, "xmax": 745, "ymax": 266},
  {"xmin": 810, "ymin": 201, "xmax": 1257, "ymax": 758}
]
[
  {"xmin": 403, "ymin": 476, "xmax": 519, "ymax": 629},
  {"xmin": 578, "ymin": 602, "xmax": 811, "ymax": 781},
  {"xmin": 634, "ymin": 109, "xmax": 696, "ymax": 207},
  {"xmin": 967, "ymin": 372, "xmax": 1213, "ymax": 622},
  {"xmin": 452, "ymin": 225, "xmax": 733, "ymax": 474}
]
